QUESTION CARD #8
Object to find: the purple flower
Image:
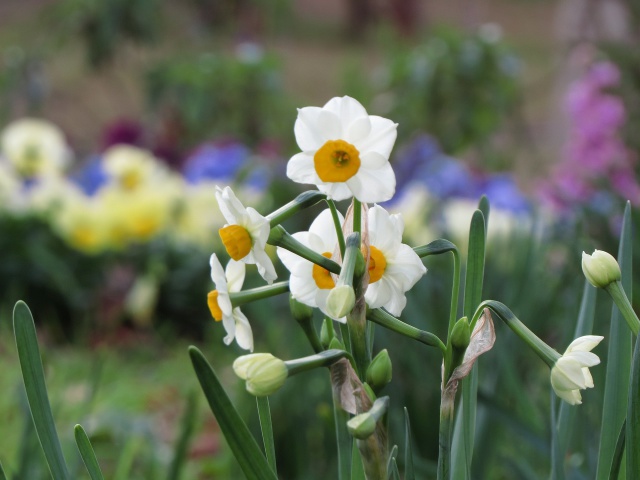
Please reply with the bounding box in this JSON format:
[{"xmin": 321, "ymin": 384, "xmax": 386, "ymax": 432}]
[
  {"xmin": 71, "ymin": 155, "xmax": 108, "ymax": 195},
  {"xmin": 475, "ymin": 174, "xmax": 530, "ymax": 214},
  {"xmin": 182, "ymin": 140, "xmax": 250, "ymax": 184}
]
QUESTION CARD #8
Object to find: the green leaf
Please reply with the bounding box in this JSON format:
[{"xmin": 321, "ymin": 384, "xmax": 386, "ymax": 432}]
[
  {"xmin": 609, "ymin": 420, "xmax": 625, "ymax": 480},
  {"xmin": 167, "ymin": 391, "xmax": 199, "ymax": 480},
  {"xmin": 256, "ymin": 396, "xmax": 277, "ymax": 472},
  {"xmin": 477, "ymin": 195, "xmax": 490, "ymax": 233},
  {"xmin": 596, "ymin": 202, "xmax": 632, "ymax": 480},
  {"xmin": 351, "ymin": 441, "xmax": 366, "ymax": 480},
  {"xmin": 333, "ymin": 391, "xmax": 351, "ymax": 479},
  {"xmin": 627, "ymin": 334, "xmax": 640, "ymax": 478},
  {"xmin": 550, "ymin": 390, "xmax": 562, "ymax": 480},
  {"xmin": 451, "ymin": 209, "xmax": 486, "ymax": 480},
  {"xmin": 188, "ymin": 346, "xmax": 277, "ymax": 480},
  {"xmin": 403, "ymin": 407, "xmax": 415, "ymax": 480},
  {"xmin": 74, "ymin": 425, "xmax": 105, "ymax": 480},
  {"xmin": 386, "ymin": 444, "xmax": 398, "ymax": 479},
  {"xmin": 554, "ymin": 280, "xmax": 597, "ymax": 478},
  {"xmin": 13, "ymin": 301, "xmax": 70, "ymax": 480},
  {"xmin": 0, "ymin": 461, "xmax": 7, "ymax": 480},
  {"xmin": 113, "ymin": 437, "xmax": 141, "ymax": 480}
]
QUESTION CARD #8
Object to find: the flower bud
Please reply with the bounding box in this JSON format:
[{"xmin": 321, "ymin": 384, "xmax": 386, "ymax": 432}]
[
  {"xmin": 320, "ymin": 318, "xmax": 333, "ymax": 348},
  {"xmin": 347, "ymin": 412, "xmax": 377, "ymax": 439},
  {"xmin": 450, "ymin": 316, "xmax": 471, "ymax": 350},
  {"xmin": 233, "ymin": 353, "xmax": 288, "ymax": 397},
  {"xmin": 289, "ymin": 296, "xmax": 314, "ymax": 323},
  {"xmin": 366, "ymin": 349, "xmax": 392, "ymax": 392},
  {"xmin": 325, "ymin": 285, "xmax": 356, "ymax": 319},
  {"xmin": 582, "ymin": 250, "xmax": 621, "ymax": 289},
  {"xmin": 328, "ymin": 336, "xmax": 345, "ymax": 351}
]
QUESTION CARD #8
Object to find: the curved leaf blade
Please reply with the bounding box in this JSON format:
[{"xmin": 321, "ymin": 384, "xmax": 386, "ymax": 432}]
[{"xmin": 74, "ymin": 425, "xmax": 105, "ymax": 480}]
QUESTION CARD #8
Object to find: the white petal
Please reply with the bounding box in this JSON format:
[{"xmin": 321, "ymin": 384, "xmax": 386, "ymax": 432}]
[
  {"xmin": 287, "ymin": 152, "xmax": 319, "ymax": 185},
  {"xmin": 215, "ymin": 186, "xmax": 247, "ymax": 224},
  {"xmin": 346, "ymin": 116, "xmax": 372, "ymax": 144},
  {"xmin": 554, "ymin": 386, "xmax": 582, "ymax": 405},
  {"xmin": 217, "ymin": 292, "xmax": 233, "ymax": 316},
  {"xmin": 317, "ymin": 109, "xmax": 342, "ymax": 140},
  {"xmin": 564, "ymin": 350, "xmax": 600, "ymax": 368},
  {"xmin": 323, "ymin": 96, "xmax": 368, "ymax": 128},
  {"xmin": 368, "ymin": 205, "xmax": 400, "ymax": 252},
  {"xmin": 309, "ymin": 209, "xmax": 343, "ymax": 250},
  {"xmin": 290, "ymin": 273, "xmax": 319, "ymax": 305},
  {"xmin": 222, "ymin": 311, "xmax": 236, "ymax": 345},
  {"xmin": 210, "ymin": 254, "xmax": 228, "ymax": 293},
  {"xmin": 552, "ymin": 359, "xmax": 587, "ymax": 390},
  {"xmin": 360, "ymin": 151, "xmax": 388, "ymax": 169},
  {"xmin": 356, "ymin": 116, "xmax": 397, "ymax": 158},
  {"xmin": 582, "ymin": 367, "xmax": 594, "ymax": 388},
  {"xmin": 225, "ymin": 260, "xmax": 246, "ymax": 292},
  {"xmin": 317, "ymin": 182, "xmax": 353, "ymax": 201},
  {"xmin": 566, "ymin": 335, "xmax": 604, "ymax": 353},
  {"xmin": 294, "ymin": 107, "xmax": 325, "ymax": 151},
  {"xmin": 385, "ymin": 244, "xmax": 427, "ymax": 290},
  {"xmin": 253, "ymin": 248, "xmax": 277, "ymax": 284},
  {"xmin": 233, "ymin": 309, "xmax": 254, "ymax": 351},
  {"xmin": 365, "ymin": 279, "xmax": 393, "ymax": 310},
  {"xmin": 245, "ymin": 207, "xmax": 270, "ymax": 247},
  {"xmin": 346, "ymin": 162, "xmax": 396, "ymax": 203}
]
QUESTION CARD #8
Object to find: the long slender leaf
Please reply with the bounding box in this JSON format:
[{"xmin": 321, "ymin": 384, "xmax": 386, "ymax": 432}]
[
  {"xmin": 596, "ymin": 202, "xmax": 632, "ymax": 480},
  {"xmin": 167, "ymin": 391, "xmax": 199, "ymax": 480},
  {"xmin": 333, "ymin": 391, "xmax": 352, "ymax": 479},
  {"xmin": 188, "ymin": 346, "xmax": 277, "ymax": 480},
  {"xmin": 386, "ymin": 444, "xmax": 398, "ymax": 479},
  {"xmin": 74, "ymin": 425, "xmax": 105, "ymax": 480},
  {"xmin": 553, "ymin": 281, "xmax": 597, "ymax": 477},
  {"xmin": 609, "ymin": 420, "xmax": 626, "ymax": 480},
  {"xmin": 550, "ymin": 391, "xmax": 562, "ymax": 480},
  {"xmin": 113, "ymin": 437, "xmax": 140, "ymax": 480},
  {"xmin": 13, "ymin": 301, "xmax": 70, "ymax": 480},
  {"xmin": 256, "ymin": 396, "xmax": 277, "ymax": 472},
  {"xmin": 404, "ymin": 407, "xmax": 415, "ymax": 480},
  {"xmin": 0, "ymin": 461, "xmax": 7, "ymax": 480},
  {"xmin": 627, "ymin": 334, "xmax": 640, "ymax": 478},
  {"xmin": 351, "ymin": 441, "xmax": 366, "ymax": 480},
  {"xmin": 451, "ymin": 209, "xmax": 486, "ymax": 480}
]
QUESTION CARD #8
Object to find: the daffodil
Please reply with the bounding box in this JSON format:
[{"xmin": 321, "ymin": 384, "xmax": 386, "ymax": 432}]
[
  {"xmin": 581, "ymin": 249, "xmax": 621, "ymax": 289},
  {"xmin": 216, "ymin": 185, "xmax": 277, "ymax": 284},
  {"xmin": 207, "ymin": 254, "xmax": 253, "ymax": 351},
  {"xmin": 364, "ymin": 205, "xmax": 426, "ymax": 316},
  {"xmin": 287, "ymin": 96, "xmax": 398, "ymax": 203},
  {"xmin": 233, "ymin": 353, "xmax": 288, "ymax": 396},
  {"xmin": 277, "ymin": 209, "xmax": 345, "ymax": 321},
  {"xmin": 550, "ymin": 335, "xmax": 603, "ymax": 405}
]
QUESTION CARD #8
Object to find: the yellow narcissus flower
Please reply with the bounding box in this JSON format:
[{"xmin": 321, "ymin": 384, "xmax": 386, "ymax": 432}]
[
  {"xmin": 102, "ymin": 144, "xmax": 164, "ymax": 190},
  {"xmin": 208, "ymin": 254, "xmax": 253, "ymax": 351},
  {"xmin": 1, "ymin": 118, "xmax": 70, "ymax": 178},
  {"xmin": 550, "ymin": 335, "xmax": 603, "ymax": 405},
  {"xmin": 365, "ymin": 205, "xmax": 426, "ymax": 316},
  {"xmin": 277, "ymin": 209, "xmax": 345, "ymax": 322},
  {"xmin": 287, "ymin": 96, "xmax": 398, "ymax": 203},
  {"xmin": 216, "ymin": 186, "xmax": 276, "ymax": 284}
]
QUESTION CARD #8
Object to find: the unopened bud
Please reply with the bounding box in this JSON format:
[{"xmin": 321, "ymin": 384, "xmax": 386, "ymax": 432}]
[
  {"xmin": 347, "ymin": 412, "xmax": 377, "ymax": 439},
  {"xmin": 366, "ymin": 349, "xmax": 392, "ymax": 392},
  {"xmin": 320, "ymin": 318, "xmax": 333, "ymax": 348},
  {"xmin": 582, "ymin": 250, "xmax": 621, "ymax": 288},
  {"xmin": 328, "ymin": 336, "xmax": 345, "ymax": 351},
  {"xmin": 450, "ymin": 316, "xmax": 471, "ymax": 350},
  {"xmin": 233, "ymin": 353, "xmax": 288, "ymax": 397},
  {"xmin": 289, "ymin": 296, "xmax": 313, "ymax": 323},
  {"xmin": 326, "ymin": 285, "xmax": 355, "ymax": 319}
]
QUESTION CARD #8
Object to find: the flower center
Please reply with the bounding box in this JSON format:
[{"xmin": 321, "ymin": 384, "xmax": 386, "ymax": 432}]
[
  {"xmin": 219, "ymin": 224, "xmax": 252, "ymax": 260},
  {"xmin": 314, "ymin": 139, "xmax": 361, "ymax": 183},
  {"xmin": 207, "ymin": 290, "xmax": 223, "ymax": 321},
  {"xmin": 312, "ymin": 252, "xmax": 336, "ymax": 289},
  {"xmin": 121, "ymin": 170, "xmax": 142, "ymax": 190},
  {"xmin": 368, "ymin": 246, "xmax": 387, "ymax": 284}
]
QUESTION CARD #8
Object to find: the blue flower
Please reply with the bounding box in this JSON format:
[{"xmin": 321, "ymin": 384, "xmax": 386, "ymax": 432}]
[
  {"xmin": 71, "ymin": 155, "xmax": 108, "ymax": 195},
  {"xmin": 475, "ymin": 174, "xmax": 530, "ymax": 214},
  {"xmin": 183, "ymin": 141, "xmax": 250, "ymax": 184}
]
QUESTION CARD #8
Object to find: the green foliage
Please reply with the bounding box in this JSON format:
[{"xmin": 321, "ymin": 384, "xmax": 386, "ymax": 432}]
[{"xmin": 74, "ymin": 425, "xmax": 105, "ymax": 480}]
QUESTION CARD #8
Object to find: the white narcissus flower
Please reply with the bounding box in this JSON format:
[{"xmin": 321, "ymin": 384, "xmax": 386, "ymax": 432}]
[
  {"xmin": 365, "ymin": 205, "xmax": 426, "ymax": 316},
  {"xmin": 216, "ymin": 186, "xmax": 277, "ymax": 284},
  {"xmin": 207, "ymin": 254, "xmax": 254, "ymax": 351},
  {"xmin": 287, "ymin": 96, "xmax": 398, "ymax": 203},
  {"xmin": 277, "ymin": 209, "xmax": 346, "ymax": 322},
  {"xmin": 550, "ymin": 335, "xmax": 603, "ymax": 405}
]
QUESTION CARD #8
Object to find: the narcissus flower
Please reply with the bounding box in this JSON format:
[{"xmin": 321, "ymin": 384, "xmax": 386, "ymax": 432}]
[
  {"xmin": 550, "ymin": 335, "xmax": 603, "ymax": 405},
  {"xmin": 277, "ymin": 209, "xmax": 345, "ymax": 321},
  {"xmin": 207, "ymin": 254, "xmax": 254, "ymax": 351},
  {"xmin": 287, "ymin": 96, "xmax": 398, "ymax": 202},
  {"xmin": 365, "ymin": 205, "xmax": 426, "ymax": 316},
  {"xmin": 581, "ymin": 249, "xmax": 621, "ymax": 288},
  {"xmin": 216, "ymin": 186, "xmax": 277, "ymax": 284}
]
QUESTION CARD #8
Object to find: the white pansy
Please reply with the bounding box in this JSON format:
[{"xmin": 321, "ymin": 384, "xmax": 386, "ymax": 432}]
[
  {"xmin": 277, "ymin": 209, "xmax": 346, "ymax": 322},
  {"xmin": 550, "ymin": 335, "xmax": 603, "ymax": 405},
  {"xmin": 102, "ymin": 144, "xmax": 165, "ymax": 190},
  {"xmin": 207, "ymin": 254, "xmax": 253, "ymax": 351},
  {"xmin": 216, "ymin": 185, "xmax": 277, "ymax": 284},
  {"xmin": 287, "ymin": 96, "xmax": 398, "ymax": 203},
  {"xmin": 365, "ymin": 205, "xmax": 426, "ymax": 316}
]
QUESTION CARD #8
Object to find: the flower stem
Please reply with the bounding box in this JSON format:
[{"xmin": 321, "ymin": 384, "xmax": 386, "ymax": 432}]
[
  {"xmin": 268, "ymin": 225, "xmax": 341, "ymax": 274},
  {"xmin": 437, "ymin": 397, "xmax": 454, "ymax": 480},
  {"xmin": 266, "ymin": 191, "xmax": 327, "ymax": 226},
  {"xmin": 326, "ymin": 199, "xmax": 346, "ymax": 258},
  {"xmin": 605, "ymin": 281, "xmax": 640, "ymax": 335},
  {"xmin": 230, "ymin": 281, "xmax": 290, "ymax": 308},
  {"xmin": 367, "ymin": 308, "xmax": 446, "ymax": 354},
  {"xmin": 448, "ymin": 249, "xmax": 461, "ymax": 337},
  {"xmin": 285, "ymin": 349, "xmax": 348, "ymax": 376},
  {"xmin": 353, "ymin": 199, "xmax": 362, "ymax": 235}
]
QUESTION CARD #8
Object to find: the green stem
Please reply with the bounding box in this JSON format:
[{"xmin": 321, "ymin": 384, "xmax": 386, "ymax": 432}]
[
  {"xmin": 606, "ymin": 281, "xmax": 640, "ymax": 335},
  {"xmin": 337, "ymin": 233, "xmax": 362, "ymax": 287},
  {"xmin": 474, "ymin": 300, "xmax": 560, "ymax": 367},
  {"xmin": 230, "ymin": 282, "xmax": 290, "ymax": 308},
  {"xmin": 268, "ymin": 225, "xmax": 341, "ymax": 274},
  {"xmin": 413, "ymin": 239, "xmax": 458, "ymax": 258},
  {"xmin": 298, "ymin": 318, "xmax": 323, "ymax": 354},
  {"xmin": 367, "ymin": 308, "xmax": 446, "ymax": 354},
  {"xmin": 285, "ymin": 349, "xmax": 348, "ymax": 376},
  {"xmin": 326, "ymin": 199, "xmax": 346, "ymax": 257},
  {"xmin": 266, "ymin": 191, "xmax": 326, "ymax": 226},
  {"xmin": 256, "ymin": 397, "xmax": 277, "ymax": 472},
  {"xmin": 353, "ymin": 199, "xmax": 362, "ymax": 234},
  {"xmin": 437, "ymin": 399, "xmax": 454, "ymax": 480}
]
